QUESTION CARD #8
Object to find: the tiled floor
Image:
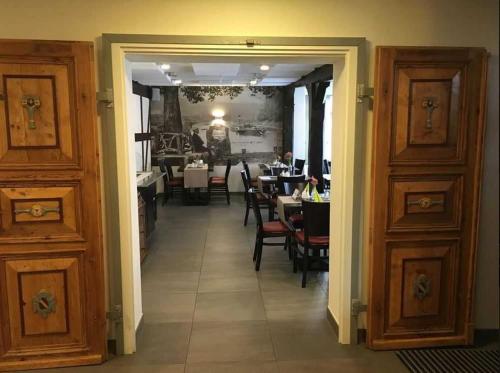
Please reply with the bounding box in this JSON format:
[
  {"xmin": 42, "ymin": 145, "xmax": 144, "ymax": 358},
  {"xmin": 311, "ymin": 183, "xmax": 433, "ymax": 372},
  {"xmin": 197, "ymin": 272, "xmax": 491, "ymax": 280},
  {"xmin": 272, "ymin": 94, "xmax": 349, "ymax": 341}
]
[{"xmin": 27, "ymin": 195, "xmax": 408, "ymax": 373}]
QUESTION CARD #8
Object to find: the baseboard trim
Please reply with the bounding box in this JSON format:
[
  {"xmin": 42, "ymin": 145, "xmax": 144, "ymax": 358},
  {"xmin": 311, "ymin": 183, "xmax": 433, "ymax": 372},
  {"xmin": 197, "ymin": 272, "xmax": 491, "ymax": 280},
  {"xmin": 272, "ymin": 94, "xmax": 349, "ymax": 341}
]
[
  {"xmin": 326, "ymin": 307, "xmax": 339, "ymax": 338},
  {"xmin": 474, "ymin": 329, "xmax": 499, "ymax": 346}
]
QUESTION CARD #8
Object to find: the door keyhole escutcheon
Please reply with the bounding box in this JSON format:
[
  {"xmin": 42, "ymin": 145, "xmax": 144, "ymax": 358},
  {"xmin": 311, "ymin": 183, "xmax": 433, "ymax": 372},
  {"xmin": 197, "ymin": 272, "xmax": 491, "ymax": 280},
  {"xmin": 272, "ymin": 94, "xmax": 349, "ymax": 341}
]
[
  {"xmin": 422, "ymin": 97, "xmax": 439, "ymax": 130},
  {"xmin": 413, "ymin": 274, "xmax": 431, "ymax": 301},
  {"xmin": 21, "ymin": 95, "xmax": 41, "ymax": 129},
  {"xmin": 32, "ymin": 290, "xmax": 56, "ymax": 318}
]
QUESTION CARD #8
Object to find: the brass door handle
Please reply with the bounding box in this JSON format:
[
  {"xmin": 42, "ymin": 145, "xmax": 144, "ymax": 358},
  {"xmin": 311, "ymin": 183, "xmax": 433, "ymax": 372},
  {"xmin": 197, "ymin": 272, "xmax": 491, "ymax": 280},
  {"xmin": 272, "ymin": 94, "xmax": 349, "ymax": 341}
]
[
  {"xmin": 21, "ymin": 95, "xmax": 41, "ymax": 129},
  {"xmin": 407, "ymin": 197, "xmax": 444, "ymax": 209},
  {"xmin": 14, "ymin": 204, "xmax": 60, "ymax": 217}
]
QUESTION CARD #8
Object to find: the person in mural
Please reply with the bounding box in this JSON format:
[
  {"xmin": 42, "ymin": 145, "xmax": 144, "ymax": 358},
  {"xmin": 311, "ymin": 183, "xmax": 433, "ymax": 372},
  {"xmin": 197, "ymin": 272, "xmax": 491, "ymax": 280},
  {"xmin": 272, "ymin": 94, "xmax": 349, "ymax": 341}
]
[
  {"xmin": 207, "ymin": 124, "xmax": 231, "ymax": 162},
  {"xmin": 191, "ymin": 128, "xmax": 209, "ymax": 153}
]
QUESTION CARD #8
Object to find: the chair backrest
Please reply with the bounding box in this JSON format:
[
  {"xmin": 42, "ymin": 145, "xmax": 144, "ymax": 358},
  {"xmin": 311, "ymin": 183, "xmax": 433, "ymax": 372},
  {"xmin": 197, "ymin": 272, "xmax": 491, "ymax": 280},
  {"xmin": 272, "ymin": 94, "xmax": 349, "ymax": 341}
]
[
  {"xmin": 271, "ymin": 166, "xmax": 287, "ymax": 176},
  {"xmin": 240, "ymin": 170, "xmax": 250, "ymax": 193},
  {"xmin": 277, "ymin": 175, "xmax": 306, "ymax": 195},
  {"xmin": 323, "ymin": 159, "xmax": 331, "ymax": 174},
  {"xmin": 249, "ymin": 191, "xmax": 264, "ymax": 228},
  {"xmin": 242, "ymin": 160, "xmax": 251, "ymax": 180},
  {"xmin": 224, "ymin": 159, "xmax": 232, "ymax": 181},
  {"xmin": 158, "ymin": 159, "xmax": 167, "ymax": 173},
  {"xmin": 302, "ymin": 199, "xmax": 330, "ymax": 243},
  {"xmin": 164, "ymin": 161, "xmax": 174, "ymax": 180},
  {"xmin": 294, "ymin": 158, "xmax": 305, "ymax": 174}
]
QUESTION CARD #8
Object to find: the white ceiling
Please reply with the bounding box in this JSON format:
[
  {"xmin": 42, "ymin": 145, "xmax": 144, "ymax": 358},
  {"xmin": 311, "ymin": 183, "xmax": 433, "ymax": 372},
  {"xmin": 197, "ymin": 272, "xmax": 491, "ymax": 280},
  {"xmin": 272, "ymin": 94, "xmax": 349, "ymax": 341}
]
[{"xmin": 130, "ymin": 62, "xmax": 323, "ymax": 86}]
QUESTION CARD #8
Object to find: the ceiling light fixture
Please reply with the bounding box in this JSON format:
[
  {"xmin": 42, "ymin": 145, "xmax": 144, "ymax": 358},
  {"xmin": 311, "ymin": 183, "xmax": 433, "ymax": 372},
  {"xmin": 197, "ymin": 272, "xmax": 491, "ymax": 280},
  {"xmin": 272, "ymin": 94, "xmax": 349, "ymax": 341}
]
[
  {"xmin": 250, "ymin": 79, "xmax": 258, "ymax": 85},
  {"xmin": 260, "ymin": 64, "xmax": 270, "ymax": 71},
  {"xmin": 160, "ymin": 63, "xmax": 171, "ymax": 71},
  {"xmin": 172, "ymin": 79, "xmax": 182, "ymax": 85}
]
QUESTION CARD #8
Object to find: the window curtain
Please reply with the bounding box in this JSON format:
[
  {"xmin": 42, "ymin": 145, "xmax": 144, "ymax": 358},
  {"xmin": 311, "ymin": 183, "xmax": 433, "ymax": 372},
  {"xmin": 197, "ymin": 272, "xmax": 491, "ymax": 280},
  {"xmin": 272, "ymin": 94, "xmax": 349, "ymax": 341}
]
[{"xmin": 307, "ymin": 81, "xmax": 330, "ymax": 192}]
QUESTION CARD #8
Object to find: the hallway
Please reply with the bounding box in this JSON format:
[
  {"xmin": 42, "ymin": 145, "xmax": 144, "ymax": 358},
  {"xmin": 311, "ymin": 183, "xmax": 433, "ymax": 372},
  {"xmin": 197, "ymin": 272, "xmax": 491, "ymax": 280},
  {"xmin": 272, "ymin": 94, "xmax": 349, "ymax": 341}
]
[{"xmin": 29, "ymin": 196, "xmax": 406, "ymax": 373}]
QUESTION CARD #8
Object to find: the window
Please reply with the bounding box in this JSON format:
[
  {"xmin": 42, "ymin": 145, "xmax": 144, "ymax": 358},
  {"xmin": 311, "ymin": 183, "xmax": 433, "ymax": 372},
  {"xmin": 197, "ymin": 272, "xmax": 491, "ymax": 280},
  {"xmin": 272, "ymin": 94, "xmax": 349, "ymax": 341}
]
[
  {"xmin": 293, "ymin": 86, "xmax": 309, "ymax": 163},
  {"xmin": 323, "ymin": 81, "xmax": 333, "ymax": 162}
]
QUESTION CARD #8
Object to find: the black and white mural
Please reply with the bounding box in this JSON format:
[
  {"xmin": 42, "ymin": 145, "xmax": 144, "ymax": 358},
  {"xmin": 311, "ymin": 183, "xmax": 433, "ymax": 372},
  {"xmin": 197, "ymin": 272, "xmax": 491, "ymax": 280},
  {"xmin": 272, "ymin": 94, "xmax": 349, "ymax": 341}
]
[{"xmin": 150, "ymin": 86, "xmax": 283, "ymax": 165}]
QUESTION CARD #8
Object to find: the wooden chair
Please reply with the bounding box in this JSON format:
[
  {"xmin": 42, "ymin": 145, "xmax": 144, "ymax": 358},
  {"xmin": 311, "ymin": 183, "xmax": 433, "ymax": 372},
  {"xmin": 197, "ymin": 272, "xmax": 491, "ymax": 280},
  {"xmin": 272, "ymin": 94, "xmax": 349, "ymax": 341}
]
[
  {"xmin": 159, "ymin": 159, "xmax": 183, "ymax": 202},
  {"xmin": 241, "ymin": 170, "xmax": 269, "ymax": 226},
  {"xmin": 250, "ymin": 191, "xmax": 291, "ymax": 271},
  {"xmin": 277, "ymin": 175, "xmax": 307, "ymax": 230},
  {"xmin": 293, "ymin": 199, "xmax": 330, "ymax": 287},
  {"xmin": 208, "ymin": 159, "xmax": 231, "ymax": 204},
  {"xmin": 323, "ymin": 159, "xmax": 331, "ymax": 174},
  {"xmin": 242, "ymin": 160, "xmax": 258, "ymax": 188},
  {"xmin": 270, "ymin": 166, "xmax": 288, "ymax": 176},
  {"xmin": 293, "ymin": 158, "xmax": 305, "ymax": 175}
]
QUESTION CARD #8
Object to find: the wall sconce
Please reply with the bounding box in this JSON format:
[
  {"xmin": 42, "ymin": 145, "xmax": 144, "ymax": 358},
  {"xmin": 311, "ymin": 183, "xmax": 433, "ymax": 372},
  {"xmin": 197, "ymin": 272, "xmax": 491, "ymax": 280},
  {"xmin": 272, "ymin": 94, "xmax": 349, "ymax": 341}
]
[{"xmin": 211, "ymin": 109, "xmax": 226, "ymax": 126}]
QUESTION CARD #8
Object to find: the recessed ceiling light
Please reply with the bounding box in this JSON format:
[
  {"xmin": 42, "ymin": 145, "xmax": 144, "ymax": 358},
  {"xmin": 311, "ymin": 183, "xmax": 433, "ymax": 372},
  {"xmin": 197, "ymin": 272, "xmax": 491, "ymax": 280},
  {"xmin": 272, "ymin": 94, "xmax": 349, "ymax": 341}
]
[
  {"xmin": 160, "ymin": 63, "xmax": 170, "ymax": 71},
  {"xmin": 260, "ymin": 64, "xmax": 270, "ymax": 71},
  {"xmin": 173, "ymin": 79, "xmax": 182, "ymax": 85}
]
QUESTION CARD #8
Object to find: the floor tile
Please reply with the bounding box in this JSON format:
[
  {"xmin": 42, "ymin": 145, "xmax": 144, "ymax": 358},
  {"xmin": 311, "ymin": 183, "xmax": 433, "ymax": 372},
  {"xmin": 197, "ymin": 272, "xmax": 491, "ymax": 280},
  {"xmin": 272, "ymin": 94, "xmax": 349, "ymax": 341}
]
[
  {"xmin": 187, "ymin": 321, "xmax": 275, "ymax": 363},
  {"xmin": 142, "ymin": 291, "xmax": 197, "ymax": 323},
  {"xmin": 186, "ymin": 361, "xmax": 279, "ymax": 373},
  {"xmin": 194, "ymin": 291, "xmax": 266, "ymax": 322},
  {"xmin": 133, "ymin": 322, "xmax": 192, "ymax": 364},
  {"xmin": 261, "ymin": 288, "xmax": 328, "ymax": 321},
  {"xmin": 198, "ymin": 273, "xmax": 259, "ymax": 293},
  {"xmin": 268, "ymin": 319, "xmax": 349, "ymax": 361},
  {"xmin": 142, "ymin": 271, "xmax": 200, "ymax": 293}
]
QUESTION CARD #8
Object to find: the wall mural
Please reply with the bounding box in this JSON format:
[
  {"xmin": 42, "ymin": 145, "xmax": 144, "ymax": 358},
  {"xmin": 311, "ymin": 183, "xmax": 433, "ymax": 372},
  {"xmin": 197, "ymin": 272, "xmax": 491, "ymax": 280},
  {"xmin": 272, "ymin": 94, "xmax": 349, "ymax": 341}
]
[{"xmin": 150, "ymin": 86, "xmax": 283, "ymax": 166}]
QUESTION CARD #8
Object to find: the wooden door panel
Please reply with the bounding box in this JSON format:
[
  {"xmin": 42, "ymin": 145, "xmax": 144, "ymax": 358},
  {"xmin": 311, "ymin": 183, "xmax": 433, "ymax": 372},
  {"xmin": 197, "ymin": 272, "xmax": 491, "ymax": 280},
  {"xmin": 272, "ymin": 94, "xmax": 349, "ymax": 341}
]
[
  {"xmin": 0, "ymin": 40, "xmax": 104, "ymax": 371},
  {"xmin": 369, "ymin": 47, "xmax": 487, "ymax": 350},
  {"xmin": 2, "ymin": 256, "xmax": 84, "ymax": 353},
  {"xmin": 388, "ymin": 174, "xmax": 463, "ymax": 231},
  {"xmin": 0, "ymin": 59, "xmax": 78, "ymax": 168},
  {"xmin": 391, "ymin": 66, "xmax": 466, "ymax": 164},
  {"xmin": 0, "ymin": 184, "xmax": 81, "ymax": 241},
  {"xmin": 386, "ymin": 240, "xmax": 459, "ymax": 335}
]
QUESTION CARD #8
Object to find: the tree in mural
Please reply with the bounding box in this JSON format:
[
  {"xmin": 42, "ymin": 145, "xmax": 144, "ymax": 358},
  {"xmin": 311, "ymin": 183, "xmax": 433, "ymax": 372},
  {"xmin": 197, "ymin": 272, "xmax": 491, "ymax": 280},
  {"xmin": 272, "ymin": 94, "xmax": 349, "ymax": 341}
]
[{"xmin": 180, "ymin": 86, "xmax": 245, "ymax": 103}]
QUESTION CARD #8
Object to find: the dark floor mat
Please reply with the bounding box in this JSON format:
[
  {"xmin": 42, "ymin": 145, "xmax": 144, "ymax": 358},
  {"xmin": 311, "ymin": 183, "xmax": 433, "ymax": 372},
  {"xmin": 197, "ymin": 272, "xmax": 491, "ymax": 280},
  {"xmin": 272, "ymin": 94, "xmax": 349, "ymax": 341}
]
[{"xmin": 396, "ymin": 348, "xmax": 499, "ymax": 373}]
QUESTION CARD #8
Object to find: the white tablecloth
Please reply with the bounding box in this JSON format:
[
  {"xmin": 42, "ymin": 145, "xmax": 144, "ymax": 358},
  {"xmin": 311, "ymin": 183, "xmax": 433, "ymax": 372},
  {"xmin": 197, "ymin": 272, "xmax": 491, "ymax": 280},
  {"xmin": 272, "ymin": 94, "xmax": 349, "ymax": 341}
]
[
  {"xmin": 277, "ymin": 195, "xmax": 302, "ymax": 223},
  {"xmin": 184, "ymin": 164, "xmax": 208, "ymax": 188}
]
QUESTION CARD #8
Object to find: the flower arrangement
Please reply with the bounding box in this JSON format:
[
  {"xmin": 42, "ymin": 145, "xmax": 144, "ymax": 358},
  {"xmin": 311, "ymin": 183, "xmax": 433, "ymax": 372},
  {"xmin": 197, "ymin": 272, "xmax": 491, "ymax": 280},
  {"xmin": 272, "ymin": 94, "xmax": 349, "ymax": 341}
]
[
  {"xmin": 284, "ymin": 151, "xmax": 293, "ymax": 166},
  {"xmin": 310, "ymin": 176, "xmax": 318, "ymax": 186}
]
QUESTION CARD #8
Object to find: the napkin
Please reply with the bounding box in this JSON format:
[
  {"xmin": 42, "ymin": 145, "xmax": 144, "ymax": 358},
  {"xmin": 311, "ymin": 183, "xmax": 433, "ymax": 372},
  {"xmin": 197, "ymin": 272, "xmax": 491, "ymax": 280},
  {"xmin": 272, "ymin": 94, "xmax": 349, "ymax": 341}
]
[
  {"xmin": 311, "ymin": 186, "xmax": 323, "ymax": 202},
  {"xmin": 301, "ymin": 183, "xmax": 310, "ymax": 199}
]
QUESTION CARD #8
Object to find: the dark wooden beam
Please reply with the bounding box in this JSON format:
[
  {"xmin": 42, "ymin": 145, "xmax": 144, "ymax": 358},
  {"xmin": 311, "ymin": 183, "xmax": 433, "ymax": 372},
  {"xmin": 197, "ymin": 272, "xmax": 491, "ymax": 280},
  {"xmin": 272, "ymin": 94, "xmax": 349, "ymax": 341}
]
[
  {"xmin": 288, "ymin": 64, "xmax": 332, "ymax": 87},
  {"xmin": 132, "ymin": 80, "xmax": 152, "ymax": 98},
  {"xmin": 135, "ymin": 132, "xmax": 152, "ymax": 142}
]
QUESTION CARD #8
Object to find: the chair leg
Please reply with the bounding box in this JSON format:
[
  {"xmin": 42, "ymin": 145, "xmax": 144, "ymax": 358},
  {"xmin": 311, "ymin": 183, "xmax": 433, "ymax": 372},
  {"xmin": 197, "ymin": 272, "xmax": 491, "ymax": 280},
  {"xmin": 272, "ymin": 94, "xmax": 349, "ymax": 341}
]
[
  {"xmin": 225, "ymin": 185, "xmax": 230, "ymax": 205},
  {"xmin": 287, "ymin": 234, "xmax": 293, "ymax": 260},
  {"xmin": 293, "ymin": 243, "xmax": 298, "ymax": 273},
  {"xmin": 244, "ymin": 203, "xmax": 250, "ymax": 226},
  {"xmin": 255, "ymin": 235, "xmax": 263, "ymax": 271},
  {"xmin": 253, "ymin": 232, "xmax": 260, "ymax": 262},
  {"xmin": 302, "ymin": 246, "xmax": 308, "ymax": 288},
  {"xmin": 268, "ymin": 203, "xmax": 274, "ymax": 221}
]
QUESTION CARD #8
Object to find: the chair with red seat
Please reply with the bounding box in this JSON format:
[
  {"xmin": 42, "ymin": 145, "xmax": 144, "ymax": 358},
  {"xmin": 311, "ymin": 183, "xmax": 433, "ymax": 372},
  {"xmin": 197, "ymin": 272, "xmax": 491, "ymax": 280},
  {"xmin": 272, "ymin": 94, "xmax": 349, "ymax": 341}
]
[
  {"xmin": 160, "ymin": 159, "xmax": 184, "ymax": 203},
  {"xmin": 208, "ymin": 159, "xmax": 231, "ymax": 204},
  {"xmin": 293, "ymin": 199, "xmax": 330, "ymax": 287},
  {"xmin": 249, "ymin": 191, "xmax": 291, "ymax": 271},
  {"xmin": 241, "ymin": 170, "xmax": 269, "ymax": 226}
]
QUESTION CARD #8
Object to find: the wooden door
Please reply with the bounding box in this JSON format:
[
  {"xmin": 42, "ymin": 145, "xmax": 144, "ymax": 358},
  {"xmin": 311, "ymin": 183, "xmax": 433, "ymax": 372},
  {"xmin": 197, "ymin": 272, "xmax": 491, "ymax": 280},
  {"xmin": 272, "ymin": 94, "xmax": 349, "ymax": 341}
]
[
  {"xmin": 368, "ymin": 47, "xmax": 488, "ymax": 350},
  {"xmin": 0, "ymin": 40, "xmax": 105, "ymax": 370}
]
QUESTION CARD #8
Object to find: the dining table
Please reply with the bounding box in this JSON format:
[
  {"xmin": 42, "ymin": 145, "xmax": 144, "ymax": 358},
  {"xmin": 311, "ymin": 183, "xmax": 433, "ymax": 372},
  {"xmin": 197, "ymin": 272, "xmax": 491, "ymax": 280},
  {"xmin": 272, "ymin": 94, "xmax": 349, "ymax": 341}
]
[
  {"xmin": 183, "ymin": 163, "xmax": 209, "ymax": 205},
  {"xmin": 277, "ymin": 194, "xmax": 330, "ymax": 224}
]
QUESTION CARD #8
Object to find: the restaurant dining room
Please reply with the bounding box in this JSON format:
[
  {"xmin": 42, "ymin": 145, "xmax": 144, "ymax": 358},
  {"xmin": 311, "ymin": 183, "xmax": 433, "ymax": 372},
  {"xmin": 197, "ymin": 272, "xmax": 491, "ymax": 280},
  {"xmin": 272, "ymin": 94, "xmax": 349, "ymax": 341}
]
[{"xmin": 125, "ymin": 57, "xmax": 346, "ymax": 361}]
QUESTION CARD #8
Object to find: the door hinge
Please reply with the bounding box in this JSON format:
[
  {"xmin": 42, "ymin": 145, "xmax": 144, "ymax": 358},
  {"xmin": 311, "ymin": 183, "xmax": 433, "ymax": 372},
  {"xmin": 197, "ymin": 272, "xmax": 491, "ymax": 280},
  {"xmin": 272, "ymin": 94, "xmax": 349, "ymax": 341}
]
[
  {"xmin": 106, "ymin": 304, "xmax": 123, "ymax": 322},
  {"xmin": 351, "ymin": 299, "xmax": 368, "ymax": 316},
  {"xmin": 357, "ymin": 83, "xmax": 374, "ymax": 103},
  {"xmin": 97, "ymin": 88, "xmax": 114, "ymax": 108},
  {"xmin": 245, "ymin": 39, "xmax": 261, "ymax": 48}
]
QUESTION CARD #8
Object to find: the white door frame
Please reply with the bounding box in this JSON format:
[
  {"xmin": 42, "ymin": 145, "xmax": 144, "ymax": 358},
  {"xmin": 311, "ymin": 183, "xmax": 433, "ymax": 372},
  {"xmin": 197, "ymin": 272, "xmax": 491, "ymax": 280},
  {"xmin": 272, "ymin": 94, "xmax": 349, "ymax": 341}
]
[{"xmin": 100, "ymin": 35, "xmax": 368, "ymax": 354}]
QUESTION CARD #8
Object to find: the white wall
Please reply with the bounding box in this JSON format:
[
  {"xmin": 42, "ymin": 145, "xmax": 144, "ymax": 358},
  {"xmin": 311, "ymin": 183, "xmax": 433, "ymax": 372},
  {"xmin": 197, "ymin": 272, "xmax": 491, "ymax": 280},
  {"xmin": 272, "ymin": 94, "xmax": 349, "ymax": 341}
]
[
  {"xmin": 1, "ymin": 0, "xmax": 497, "ymax": 330},
  {"xmin": 125, "ymin": 61, "xmax": 143, "ymax": 331}
]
